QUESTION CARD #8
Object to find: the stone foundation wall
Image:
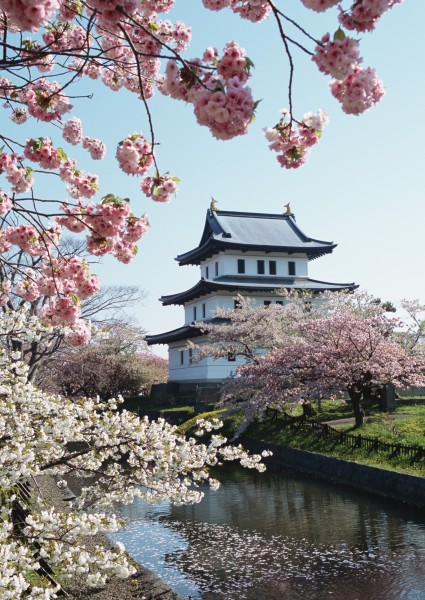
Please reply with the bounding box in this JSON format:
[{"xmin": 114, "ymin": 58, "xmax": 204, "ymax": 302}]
[{"xmin": 244, "ymin": 440, "xmax": 425, "ymax": 509}]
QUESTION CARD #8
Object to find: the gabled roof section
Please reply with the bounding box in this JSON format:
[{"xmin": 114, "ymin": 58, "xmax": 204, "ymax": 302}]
[
  {"xmin": 176, "ymin": 209, "xmax": 337, "ymax": 265},
  {"xmin": 160, "ymin": 277, "xmax": 358, "ymax": 306}
]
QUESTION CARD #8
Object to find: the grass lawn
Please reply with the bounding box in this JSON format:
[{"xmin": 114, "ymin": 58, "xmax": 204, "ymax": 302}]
[
  {"xmin": 120, "ymin": 396, "xmax": 196, "ymax": 420},
  {"xmin": 123, "ymin": 395, "xmax": 425, "ymax": 476},
  {"xmin": 179, "ymin": 398, "xmax": 425, "ymax": 477},
  {"xmin": 245, "ymin": 415, "xmax": 425, "ymax": 477}
]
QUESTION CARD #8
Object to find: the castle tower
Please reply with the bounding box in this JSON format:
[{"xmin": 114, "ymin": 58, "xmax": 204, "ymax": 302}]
[{"xmin": 146, "ymin": 205, "xmax": 357, "ymax": 388}]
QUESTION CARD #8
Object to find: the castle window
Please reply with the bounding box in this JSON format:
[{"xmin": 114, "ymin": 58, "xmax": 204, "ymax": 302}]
[
  {"xmin": 269, "ymin": 261, "xmax": 277, "ymax": 275},
  {"xmin": 234, "ymin": 299, "xmax": 241, "ymax": 309},
  {"xmin": 202, "ymin": 303, "xmax": 206, "ymax": 318},
  {"xmin": 264, "ymin": 300, "xmax": 271, "ymax": 307},
  {"xmin": 193, "ymin": 306, "xmax": 197, "ymax": 321},
  {"xmin": 215, "ymin": 262, "xmax": 219, "ymax": 276},
  {"xmin": 189, "ymin": 348, "xmax": 193, "ymax": 364},
  {"xmin": 180, "ymin": 350, "xmax": 184, "ymax": 365},
  {"xmin": 257, "ymin": 260, "xmax": 265, "ymax": 275},
  {"xmin": 227, "ymin": 352, "xmax": 236, "ymax": 362},
  {"xmin": 288, "ymin": 261, "xmax": 296, "ymax": 276},
  {"xmin": 276, "ymin": 301, "xmax": 283, "ymax": 306},
  {"xmin": 206, "ymin": 266, "xmax": 209, "ymax": 279},
  {"xmin": 237, "ymin": 259, "xmax": 245, "ymax": 274}
]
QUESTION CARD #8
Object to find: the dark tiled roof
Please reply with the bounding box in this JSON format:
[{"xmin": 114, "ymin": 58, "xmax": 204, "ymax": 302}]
[
  {"xmin": 176, "ymin": 209, "xmax": 336, "ymax": 265},
  {"xmin": 145, "ymin": 324, "xmax": 202, "ymax": 345},
  {"xmin": 145, "ymin": 317, "xmax": 228, "ymax": 345},
  {"xmin": 160, "ymin": 277, "xmax": 358, "ymax": 306}
]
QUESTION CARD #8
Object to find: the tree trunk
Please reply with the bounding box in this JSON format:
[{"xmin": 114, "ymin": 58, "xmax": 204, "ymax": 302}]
[{"xmin": 347, "ymin": 387, "xmax": 365, "ymax": 427}]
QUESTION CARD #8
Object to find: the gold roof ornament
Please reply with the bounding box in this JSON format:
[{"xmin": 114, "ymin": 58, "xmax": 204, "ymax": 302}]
[
  {"xmin": 283, "ymin": 202, "xmax": 293, "ymax": 216},
  {"xmin": 210, "ymin": 197, "xmax": 218, "ymax": 212}
]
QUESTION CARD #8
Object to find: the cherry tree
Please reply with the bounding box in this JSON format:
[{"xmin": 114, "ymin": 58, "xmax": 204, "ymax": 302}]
[
  {"xmin": 0, "ymin": 0, "xmax": 405, "ymax": 340},
  {"xmin": 0, "ymin": 313, "xmax": 269, "ymax": 598},
  {"xmin": 194, "ymin": 292, "xmax": 425, "ymax": 429},
  {"xmin": 37, "ymin": 321, "xmax": 167, "ymax": 398},
  {"xmin": 190, "ymin": 292, "xmax": 309, "ymax": 364},
  {"xmin": 242, "ymin": 311, "xmax": 425, "ymax": 427}
]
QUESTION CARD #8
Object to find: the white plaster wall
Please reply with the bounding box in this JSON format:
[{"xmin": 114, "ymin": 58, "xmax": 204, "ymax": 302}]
[
  {"xmin": 183, "ymin": 292, "xmax": 297, "ymax": 324},
  {"xmin": 200, "ymin": 254, "xmax": 222, "ymax": 280},
  {"xmin": 200, "ymin": 251, "xmax": 308, "ymax": 279},
  {"xmin": 220, "ymin": 250, "xmax": 308, "ymax": 278},
  {"xmin": 168, "ymin": 337, "xmax": 247, "ymax": 382}
]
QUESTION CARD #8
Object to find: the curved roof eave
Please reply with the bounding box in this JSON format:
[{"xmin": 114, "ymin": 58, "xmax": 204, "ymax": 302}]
[
  {"xmin": 176, "ymin": 239, "xmax": 337, "ymax": 266},
  {"xmin": 145, "ymin": 316, "xmax": 229, "ymax": 345},
  {"xmin": 145, "ymin": 324, "xmax": 203, "ymax": 345},
  {"xmin": 160, "ymin": 278, "xmax": 358, "ymax": 306}
]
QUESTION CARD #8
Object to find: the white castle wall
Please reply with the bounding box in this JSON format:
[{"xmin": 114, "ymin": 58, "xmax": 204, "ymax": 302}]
[
  {"xmin": 168, "ymin": 336, "xmax": 246, "ymax": 383},
  {"xmin": 200, "ymin": 250, "xmax": 308, "ymax": 280},
  {"xmin": 183, "ymin": 250, "xmax": 309, "ymax": 325}
]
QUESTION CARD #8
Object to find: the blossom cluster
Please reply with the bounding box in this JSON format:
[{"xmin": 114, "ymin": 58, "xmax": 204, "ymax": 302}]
[
  {"xmin": 339, "ymin": 0, "xmax": 403, "ymax": 33},
  {"xmin": 0, "ymin": 152, "xmax": 34, "ymax": 194},
  {"xmin": 21, "ymin": 79, "xmax": 72, "ymax": 122},
  {"xmin": 116, "ymin": 133, "xmax": 154, "ymax": 175},
  {"xmin": 141, "ymin": 173, "xmax": 180, "ymax": 203},
  {"xmin": 162, "ymin": 41, "xmax": 256, "ymax": 140},
  {"xmin": 300, "ymin": 0, "xmax": 339, "ymax": 12},
  {"xmin": 1, "ymin": 136, "xmax": 150, "ymax": 334},
  {"xmin": 313, "ymin": 32, "xmax": 384, "ymax": 115},
  {"xmin": 264, "ymin": 109, "xmax": 329, "ymax": 169},
  {"xmin": 329, "ymin": 66, "xmax": 385, "ymax": 115},
  {"xmin": 202, "ymin": 0, "xmax": 271, "ymax": 22},
  {"xmin": 313, "ymin": 32, "xmax": 361, "ymax": 80},
  {"xmin": 0, "ymin": 0, "xmax": 59, "ymax": 32}
]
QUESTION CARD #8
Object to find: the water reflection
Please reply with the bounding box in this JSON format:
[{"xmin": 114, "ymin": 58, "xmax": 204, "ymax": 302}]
[{"xmin": 111, "ymin": 464, "xmax": 425, "ymax": 599}]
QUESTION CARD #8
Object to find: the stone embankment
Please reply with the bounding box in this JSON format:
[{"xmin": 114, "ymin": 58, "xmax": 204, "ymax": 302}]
[{"xmin": 244, "ymin": 439, "xmax": 425, "ymax": 509}]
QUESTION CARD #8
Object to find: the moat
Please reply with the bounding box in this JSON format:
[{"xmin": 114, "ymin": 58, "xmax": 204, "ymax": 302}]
[{"xmin": 111, "ymin": 463, "xmax": 425, "ymax": 599}]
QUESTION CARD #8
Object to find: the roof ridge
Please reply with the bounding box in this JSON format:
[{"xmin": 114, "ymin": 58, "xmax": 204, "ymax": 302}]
[{"xmin": 215, "ymin": 209, "xmax": 292, "ymax": 219}]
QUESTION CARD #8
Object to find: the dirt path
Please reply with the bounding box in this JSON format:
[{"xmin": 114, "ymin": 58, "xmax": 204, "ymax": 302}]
[{"xmin": 320, "ymin": 414, "xmax": 413, "ymax": 427}]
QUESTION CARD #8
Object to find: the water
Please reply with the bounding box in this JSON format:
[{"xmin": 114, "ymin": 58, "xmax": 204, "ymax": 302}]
[{"xmin": 110, "ymin": 464, "xmax": 425, "ymax": 599}]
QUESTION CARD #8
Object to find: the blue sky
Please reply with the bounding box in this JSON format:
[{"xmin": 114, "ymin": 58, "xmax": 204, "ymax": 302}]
[{"xmin": 3, "ymin": 1, "xmax": 424, "ymax": 356}]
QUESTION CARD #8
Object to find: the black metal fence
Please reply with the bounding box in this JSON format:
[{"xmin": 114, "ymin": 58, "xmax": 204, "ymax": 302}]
[{"xmin": 267, "ymin": 410, "xmax": 425, "ymax": 463}]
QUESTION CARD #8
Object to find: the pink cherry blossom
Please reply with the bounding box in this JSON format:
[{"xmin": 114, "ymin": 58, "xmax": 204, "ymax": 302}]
[
  {"xmin": 65, "ymin": 319, "xmax": 92, "ymax": 345},
  {"xmin": 313, "ymin": 33, "xmax": 361, "ymax": 80},
  {"xmin": 339, "ymin": 0, "xmax": 403, "ymax": 33},
  {"xmin": 41, "ymin": 295, "xmax": 81, "ymax": 326},
  {"xmin": 193, "ymin": 78, "xmax": 254, "ymax": 140},
  {"xmin": 116, "ymin": 133, "xmax": 154, "ymax": 175},
  {"xmin": 264, "ymin": 109, "xmax": 329, "ymax": 169},
  {"xmin": 21, "ymin": 79, "xmax": 72, "ymax": 122},
  {"xmin": 0, "ymin": 0, "xmax": 59, "ymax": 31},
  {"xmin": 0, "ymin": 190, "xmax": 13, "ymax": 215},
  {"xmin": 202, "ymin": 0, "xmax": 229, "ymax": 9},
  {"xmin": 10, "ymin": 108, "xmax": 29, "ymax": 124},
  {"xmin": 82, "ymin": 137, "xmax": 107, "ymax": 160},
  {"xmin": 63, "ymin": 117, "xmax": 83, "ymax": 145},
  {"xmin": 300, "ymin": 0, "xmax": 339, "ymax": 12},
  {"xmin": 141, "ymin": 174, "xmax": 179, "ymax": 203},
  {"xmin": 229, "ymin": 0, "xmax": 271, "ymax": 22},
  {"xmin": 0, "ymin": 153, "xmax": 34, "ymax": 194},
  {"xmin": 330, "ymin": 66, "xmax": 385, "ymax": 115},
  {"xmin": 24, "ymin": 138, "xmax": 62, "ymax": 170}
]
